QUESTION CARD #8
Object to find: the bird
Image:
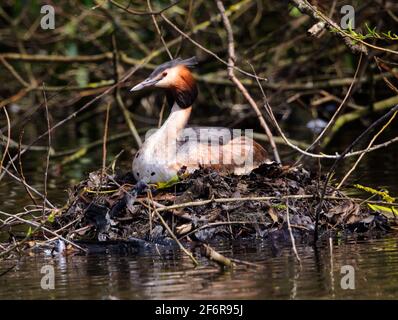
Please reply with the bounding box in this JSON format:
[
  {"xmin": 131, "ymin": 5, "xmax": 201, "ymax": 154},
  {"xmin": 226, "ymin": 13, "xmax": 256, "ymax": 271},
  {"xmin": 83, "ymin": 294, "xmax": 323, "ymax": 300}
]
[{"xmin": 130, "ymin": 57, "xmax": 269, "ymax": 183}]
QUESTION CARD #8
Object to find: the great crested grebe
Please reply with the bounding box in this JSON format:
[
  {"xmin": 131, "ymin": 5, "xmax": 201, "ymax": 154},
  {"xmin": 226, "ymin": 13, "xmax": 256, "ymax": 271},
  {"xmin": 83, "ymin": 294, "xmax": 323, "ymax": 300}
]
[{"xmin": 130, "ymin": 57, "xmax": 269, "ymax": 183}]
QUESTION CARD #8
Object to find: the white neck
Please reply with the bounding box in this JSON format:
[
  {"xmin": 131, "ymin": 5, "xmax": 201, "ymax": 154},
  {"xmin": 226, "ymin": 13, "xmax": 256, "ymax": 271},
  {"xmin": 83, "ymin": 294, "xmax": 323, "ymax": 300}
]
[{"xmin": 159, "ymin": 102, "xmax": 192, "ymax": 141}]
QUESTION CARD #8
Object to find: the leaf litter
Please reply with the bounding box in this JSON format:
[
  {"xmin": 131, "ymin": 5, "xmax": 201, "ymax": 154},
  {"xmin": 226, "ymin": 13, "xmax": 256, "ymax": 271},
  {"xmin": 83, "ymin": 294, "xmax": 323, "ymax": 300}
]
[{"xmin": 52, "ymin": 162, "xmax": 392, "ymax": 250}]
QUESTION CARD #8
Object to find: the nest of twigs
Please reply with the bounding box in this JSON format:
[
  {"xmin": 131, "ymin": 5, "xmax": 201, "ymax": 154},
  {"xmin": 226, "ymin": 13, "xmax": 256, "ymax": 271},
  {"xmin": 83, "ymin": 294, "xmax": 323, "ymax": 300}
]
[{"xmin": 53, "ymin": 162, "xmax": 390, "ymax": 247}]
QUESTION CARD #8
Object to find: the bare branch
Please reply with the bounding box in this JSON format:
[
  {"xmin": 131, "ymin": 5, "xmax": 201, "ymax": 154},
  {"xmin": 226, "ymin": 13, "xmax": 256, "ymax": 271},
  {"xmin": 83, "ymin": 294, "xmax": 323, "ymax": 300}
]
[{"xmin": 214, "ymin": 0, "xmax": 280, "ymax": 163}]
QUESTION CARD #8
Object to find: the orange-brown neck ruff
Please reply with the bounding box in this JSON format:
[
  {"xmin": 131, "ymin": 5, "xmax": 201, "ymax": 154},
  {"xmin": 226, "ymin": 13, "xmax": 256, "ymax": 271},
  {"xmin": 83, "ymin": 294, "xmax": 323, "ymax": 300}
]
[{"xmin": 166, "ymin": 66, "xmax": 198, "ymax": 109}]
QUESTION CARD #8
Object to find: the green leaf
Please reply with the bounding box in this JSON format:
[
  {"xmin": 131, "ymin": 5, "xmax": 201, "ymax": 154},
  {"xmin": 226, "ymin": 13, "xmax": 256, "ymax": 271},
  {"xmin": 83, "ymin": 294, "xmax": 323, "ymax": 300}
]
[
  {"xmin": 368, "ymin": 203, "xmax": 398, "ymax": 217},
  {"xmin": 354, "ymin": 184, "xmax": 396, "ymax": 203},
  {"xmin": 47, "ymin": 211, "xmax": 56, "ymax": 223},
  {"xmin": 272, "ymin": 204, "xmax": 287, "ymax": 210},
  {"xmin": 289, "ymin": 7, "xmax": 302, "ymax": 18},
  {"xmin": 156, "ymin": 176, "xmax": 180, "ymax": 189},
  {"xmin": 61, "ymin": 147, "xmax": 88, "ymax": 165}
]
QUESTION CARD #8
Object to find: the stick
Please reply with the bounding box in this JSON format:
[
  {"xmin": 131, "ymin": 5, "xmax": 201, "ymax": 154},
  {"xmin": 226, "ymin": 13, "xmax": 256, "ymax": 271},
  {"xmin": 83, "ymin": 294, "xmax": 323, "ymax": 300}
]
[
  {"xmin": 111, "ymin": 33, "xmax": 142, "ymax": 147},
  {"xmin": 262, "ymin": 96, "xmax": 398, "ymax": 159},
  {"xmin": 289, "ymin": 0, "xmax": 398, "ymax": 55},
  {"xmin": 0, "ymin": 107, "xmax": 11, "ymax": 176},
  {"xmin": 200, "ymin": 244, "xmax": 233, "ymax": 268},
  {"xmin": 102, "ymin": 102, "xmax": 111, "ymax": 175},
  {"xmin": 337, "ymin": 110, "xmax": 398, "ymax": 189},
  {"xmin": 147, "ymin": 0, "xmax": 173, "ymax": 59},
  {"xmin": 108, "ymin": 0, "xmax": 180, "ymax": 16},
  {"xmin": 147, "ymin": 190, "xmax": 199, "ymax": 266},
  {"xmin": 214, "ymin": 0, "xmax": 280, "ymax": 163},
  {"xmin": 313, "ymin": 104, "xmax": 398, "ymax": 242},
  {"xmin": 0, "ymin": 210, "xmax": 86, "ymax": 253},
  {"xmin": 157, "ymin": 194, "xmax": 315, "ymax": 212},
  {"xmin": 42, "ymin": 85, "xmax": 52, "ymax": 216},
  {"xmin": 286, "ymin": 201, "xmax": 301, "ymax": 264},
  {"xmin": 299, "ymin": 53, "xmax": 363, "ymax": 156},
  {"xmin": 0, "ymin": 59, "xmax": 146, "ymax": 182}
]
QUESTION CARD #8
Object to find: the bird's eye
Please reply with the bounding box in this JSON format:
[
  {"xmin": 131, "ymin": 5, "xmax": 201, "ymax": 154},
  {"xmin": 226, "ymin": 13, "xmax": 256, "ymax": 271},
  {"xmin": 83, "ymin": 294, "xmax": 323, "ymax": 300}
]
[{"xmin": 162, "ymin": 72, "xmax": 168, "ymax": 77}]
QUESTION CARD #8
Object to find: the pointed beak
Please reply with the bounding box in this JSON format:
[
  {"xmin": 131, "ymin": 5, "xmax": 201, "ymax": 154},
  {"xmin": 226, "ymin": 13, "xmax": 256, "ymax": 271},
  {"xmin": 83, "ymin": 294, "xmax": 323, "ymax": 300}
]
[{"xmin": 130, "ymin": 77, "xmax": 159, "ymax": 92}]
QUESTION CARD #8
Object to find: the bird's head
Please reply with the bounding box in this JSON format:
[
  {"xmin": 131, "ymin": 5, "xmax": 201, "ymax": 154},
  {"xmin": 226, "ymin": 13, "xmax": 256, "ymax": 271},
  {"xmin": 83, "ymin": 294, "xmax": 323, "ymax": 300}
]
[{"xmin": 131, "ymin": 57, "xmax": 198, "ymax": 108}]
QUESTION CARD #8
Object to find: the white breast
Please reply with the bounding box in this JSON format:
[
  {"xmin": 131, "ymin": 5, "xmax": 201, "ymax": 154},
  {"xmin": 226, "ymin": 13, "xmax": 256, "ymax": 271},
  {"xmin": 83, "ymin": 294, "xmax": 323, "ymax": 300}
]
[
  {"xmin": 132, "ymin": 131, "xmax": 179, "ymax": 183},
  {"xmin": 133, "ymin": 103, "xmax": 193, "ymax": 183}
]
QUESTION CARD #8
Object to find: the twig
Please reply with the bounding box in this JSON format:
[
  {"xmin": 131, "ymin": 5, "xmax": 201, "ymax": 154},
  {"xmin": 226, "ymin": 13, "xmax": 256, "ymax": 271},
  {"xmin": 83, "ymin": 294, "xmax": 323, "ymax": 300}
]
[
  {"xmin": 53, "ymin": 131, "xmax": 135, "ymax": 158},
  {"xmin": 146, "ymin": 190, "xmax": 155, "ymax": 234},
  {"xmin": 102, "ymin": 102, "xmax": 111, "ymax": 175},
  {"xmin": 0, "ymin": 51, "xmax": 145, "ymax": 67},
  {"xmin": 290, "ymin": 0, "xmax": 398, "ymax": 55},
  {"xmin": 286, "ymin": 201, "xmax": 301, "ymax": 264},
  {"xmin": 147, "ymin": 0, "xmax": 173, "ymax": 59},
  {"xmin": 157, "ymin": 194, "xmax": 323, "ymax": 212},
  {"xmin": 0, "ymin": 210, "xmax": 86, "ymax": 254},
  {"xmin": 262, "ymin": 96, "xmax": 398, "ymax": 159},
  {"xmin": 323, "ymin": 95, "xmax": 398, "ymax": 145},
  {"xmin": 0, "ymin": 52, "xmax": 109, "ymax": 62},
  {"xmin": 0, "ymin": 88, "xmax": 31, "ymax": 109},
  {"xmin": 159, "ymin": 9, "xmax": 267, "ymax": 81},
  {"xmin": 179, "ymin": 220, "xmax": 310, "ymax": 241},
  {"xmin": 1, "ymin": 164, "xmax": 55, "ymax": 209},
  {"xmin": 111, "ymin": 33, "xmax": 142, "ymax": 147},
  {"xmin": 17, "ymin": 129, "xmax": 39, "ymax": 206},
  {"xmin": 313, "ymin": 104, "xmax": 398, "ymax": 241},
  {"xmin": 0, "ymin": 59, "xmax": 146, "ymax": 182},
  {"xmin": 42, "ymin": 85, "xmax": 51, "ymax": 215},
  {"xmin": 0, "ymin": 107, "xmax": 11, "ymax": 176},
  {"xmin": 200, "ymin": 244, "xmax": 233, "ymax": 268},
  {"xmin": 0, "ymin": 56, "xmax": 30, "ymax": 87},
  {"xmin": 337, "ymin": 110, "xmax": 398, "ymax": 189},
  {"xmin": 108, "ymin": 0, "xmax": 180, "ymax": 16},
  {"xmin": 147, "ymin": 190, "xmax": 199, "ymax": 266},
  {"xmin": 214, "ymin": 0, "xmax": 280, "ymax": 163},
  {"xmin": 300, "ymin": 53, "xmax": 363, "ymax": 155},
  {"xmin": 289, "ymin": 0, "xmax": 367, "ymax": 54}
]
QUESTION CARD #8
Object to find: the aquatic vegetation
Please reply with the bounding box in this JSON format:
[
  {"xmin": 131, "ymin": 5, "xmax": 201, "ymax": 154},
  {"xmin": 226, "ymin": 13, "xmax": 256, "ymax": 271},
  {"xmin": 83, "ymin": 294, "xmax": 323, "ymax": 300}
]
[{"xmin": 354, "ymin": 184, "xmax": 396, "ymax": 203}]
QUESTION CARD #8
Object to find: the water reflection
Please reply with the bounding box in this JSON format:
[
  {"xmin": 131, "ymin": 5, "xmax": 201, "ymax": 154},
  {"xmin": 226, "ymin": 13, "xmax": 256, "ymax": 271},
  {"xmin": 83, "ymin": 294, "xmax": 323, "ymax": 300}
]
[{"xmin": 1, "ymin": 235, "xmax": 398, "ymax": 299}]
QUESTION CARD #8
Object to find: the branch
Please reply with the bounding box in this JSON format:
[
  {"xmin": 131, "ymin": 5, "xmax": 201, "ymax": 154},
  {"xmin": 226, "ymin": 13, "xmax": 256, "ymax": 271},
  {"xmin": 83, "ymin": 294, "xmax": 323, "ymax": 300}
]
[
  {"xmin": 313, "ymin": 104, "xmax": 398, "ymax": 241},
  {"xmin": 214, "ymin": 0, "xmax": 280, "ymax": 163},
  {"xmin": 289, "ymin": 0, "xmax": 398, "ymax": 55},
  {"xmin": 337, "ymin": 110, "xmax": 398, "ymax": 189},
  {"xmin": 289, "ymin": 0, "xmax": 367, "ymax": 54},
  {"xmin": 0, "ymin": 60, "xmax": 147, "ymax": 182},
  {"xmin": 108, "ymin": 0, "xmax": 180, "ymax": 16}
]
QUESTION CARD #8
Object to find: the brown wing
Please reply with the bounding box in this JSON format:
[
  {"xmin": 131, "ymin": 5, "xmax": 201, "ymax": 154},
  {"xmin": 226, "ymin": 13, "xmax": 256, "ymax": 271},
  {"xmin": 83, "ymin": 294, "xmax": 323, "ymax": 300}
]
[{"xmin": 172, "ymin": 127, "xmax": 269, "ymax": 175}]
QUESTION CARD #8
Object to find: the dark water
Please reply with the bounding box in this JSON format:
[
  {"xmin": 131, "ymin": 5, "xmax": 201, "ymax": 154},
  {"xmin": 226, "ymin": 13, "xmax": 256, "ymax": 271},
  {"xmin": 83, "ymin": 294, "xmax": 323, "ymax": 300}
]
[
  {"xmin": 1, "ymin": 235, "xmax": 398, "ymax": 299},
  {"xmin": 1, "ymin": 112, "xmax": 398, "ymax": 299}
]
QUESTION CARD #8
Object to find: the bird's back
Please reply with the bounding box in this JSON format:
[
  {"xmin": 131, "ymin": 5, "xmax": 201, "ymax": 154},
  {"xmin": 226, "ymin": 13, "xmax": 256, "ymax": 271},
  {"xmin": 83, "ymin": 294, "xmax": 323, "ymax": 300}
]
[{"xmin": 175, "ymin": 126, "xmax": 269, "ymax": 175}]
